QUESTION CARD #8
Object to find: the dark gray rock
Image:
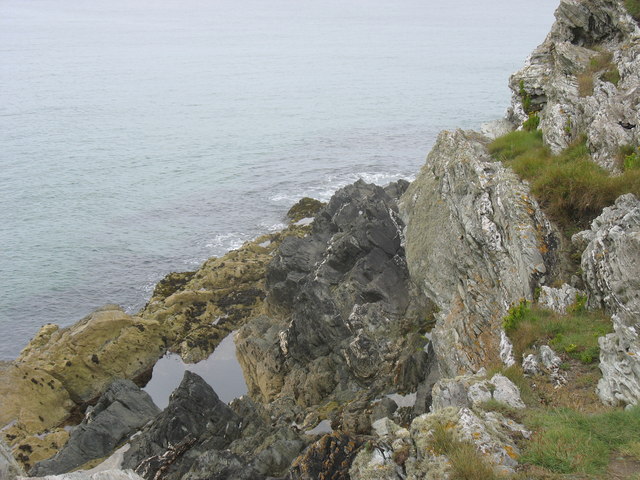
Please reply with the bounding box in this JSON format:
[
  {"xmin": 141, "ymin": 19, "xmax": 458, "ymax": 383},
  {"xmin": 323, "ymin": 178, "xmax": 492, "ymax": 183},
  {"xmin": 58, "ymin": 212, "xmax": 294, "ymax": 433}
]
[
  {"xmin": 122, "ymin": 371, "xmax": 241, "ymax": 480},
  {"xmin": 29, "ymin": 379, "xmax": 160, "ymax": 476},
  {"xmin": 370, "ymin": 397, "xmax": 398, "ymax": 423},
  {"xmin": 238, "ymin": 180, "xmax": 430, "ymax": 408}
]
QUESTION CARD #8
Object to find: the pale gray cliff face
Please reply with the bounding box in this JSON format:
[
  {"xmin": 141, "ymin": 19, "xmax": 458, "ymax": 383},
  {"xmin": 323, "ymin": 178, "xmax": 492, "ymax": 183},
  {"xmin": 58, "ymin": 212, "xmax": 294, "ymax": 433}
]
[
  {"xmin": 399, "ymin": 129, "xmax": 559, "ymax": 377},
  {"xmin": 509, "ymin": 0, "xmax": 640, "ymax": 171},
  {"xmin": 574, "ymin": 193, "xmax": 640, "ymax": 406}
]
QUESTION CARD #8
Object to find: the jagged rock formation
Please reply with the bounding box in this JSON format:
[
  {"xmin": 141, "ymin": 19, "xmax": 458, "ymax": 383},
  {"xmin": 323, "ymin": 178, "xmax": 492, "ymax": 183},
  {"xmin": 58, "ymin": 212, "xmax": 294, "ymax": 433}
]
[
  {"xmin": 509, "ymin": 0, "xmax": 640, "ymax": 171},
  {"xmin": 30, "ymin": 380, "xmax": 159, "ymax": 476},
  {"xmin": 121, "ymin": 371, "xmax": 241, "ymax": 479},
  {"xmin": 399, "ymin": 129, "xmax": 560, "ymax": 377},
  {"xmin": 237, "ymin": 179, "xmax": 433, "ymax": 409},
  {"xmin": 431, "ymin": 371, "xmax": 525, "ymax": 412},
  {"xmin": 1, "ymin": 220, "xmax": 312, "ymax": 470},
  {"xmin": 574, "ymin": 193, "xmax": 640, "ymax": 406}
]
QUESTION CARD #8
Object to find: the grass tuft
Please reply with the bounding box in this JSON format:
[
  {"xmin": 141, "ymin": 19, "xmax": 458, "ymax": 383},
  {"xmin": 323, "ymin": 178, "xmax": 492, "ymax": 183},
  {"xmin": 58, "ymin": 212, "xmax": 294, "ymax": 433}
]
[
  {"xmin": 625, "ymin": 0, "xmax": 640, "ymax": 21},
  {"xmin": 522, "ymin": 406, "xmax": 640, "ymax": 475},
  {"xmin": 488, "ymin": 130, "xmax": 640, "ymax": 231},
  {"xmin": 429, "ymin": 423, "xmax": 503, "ymax": 480},
  {"xmin": 502, "ymin": 300, "xmax": 611, "ymax": 364}
]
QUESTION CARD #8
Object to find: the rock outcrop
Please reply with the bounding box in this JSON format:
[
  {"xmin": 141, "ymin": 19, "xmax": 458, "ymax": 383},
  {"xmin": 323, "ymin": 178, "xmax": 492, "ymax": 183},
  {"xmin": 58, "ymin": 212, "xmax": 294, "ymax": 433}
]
[
  {"xmin": 122, "ymin": 371, "xmax": 241, "ymax": 480},
  {"xmin": 237, "ymin": 179, "xmax": 434, "ymax": 408},
  {"xmin": 1, "ymin": 220, "xmax": 312, "ymax": 469},
  {"xmin": 509, "ymin": 0, "xmax": 640, "ymax": 170},
  {"xmin": 30, "ymin": 380, "xmax": 160, "ymax": 477},
  {"xmin": 574, "ymin": 193, "xmax": 640, "ymax": 406},
  {"xmin": 399, "ymin": 129, "xmax": 559, "ymax": 377}
]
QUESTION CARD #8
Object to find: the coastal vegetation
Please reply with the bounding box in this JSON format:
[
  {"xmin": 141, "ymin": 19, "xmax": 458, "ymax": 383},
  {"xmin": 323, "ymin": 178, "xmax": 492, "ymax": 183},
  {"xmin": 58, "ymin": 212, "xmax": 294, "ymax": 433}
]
[
  {"xmin": 503, "ymin": 299, "xmax": 611, "ymax": 365},
  {"xmin": 499, "ymin": 297, "xmax": 640, "ymax": 478},
  {"xmin": 488, "ymin": 130, "xmax": 640, "ymax": 232},
  {"xmin": 625, "ymin": 0, "xmax": 640, "ymax": 21}
]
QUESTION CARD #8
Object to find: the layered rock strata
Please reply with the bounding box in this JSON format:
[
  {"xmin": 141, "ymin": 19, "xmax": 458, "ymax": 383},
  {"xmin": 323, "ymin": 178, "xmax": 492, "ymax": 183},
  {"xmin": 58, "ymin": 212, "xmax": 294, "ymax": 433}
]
[
  {"xmin": 399, "ymin": 129, "xmax": 559, "ymax": 377},
  {"xmin": 574, "ymin": 193, "xmax": 640, "ymax": 406},
  {"xmin": 237, "ymin": 180, "xmax": 434, "ymax": 408}
]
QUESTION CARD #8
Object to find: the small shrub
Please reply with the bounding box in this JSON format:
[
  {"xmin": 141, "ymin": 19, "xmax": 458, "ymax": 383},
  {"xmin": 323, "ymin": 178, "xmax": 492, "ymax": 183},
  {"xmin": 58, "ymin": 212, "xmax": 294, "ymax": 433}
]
[
  {"xmin": 519, "ymin": 80, "xmax": 533, "ymax": 114},
  {"xmin": 503, "ymin": 299, "xmax": 530, "ymax": 332},
  {"xmin": 624, "ymin": 146, "xmax": 640, "ymax": 171},
  {"xmin": 522, "ymin": 113, "xmax": 540, "ymax": 132}
]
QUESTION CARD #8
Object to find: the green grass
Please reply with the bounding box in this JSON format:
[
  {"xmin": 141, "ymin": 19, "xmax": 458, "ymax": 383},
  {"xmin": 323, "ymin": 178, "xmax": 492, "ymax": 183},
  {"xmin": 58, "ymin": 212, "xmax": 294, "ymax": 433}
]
[
  {"xmin": 522, "ymin": 406, "xmax": 640, "ymax": 475},
  {"xmin": 429, "ymin": 423, "xmax": 502, "ymax": 480},
  {"xmin": 625, "ymin": 0, "xmax": 640, "ymax": 21},
  {"xmin": 503, "ymin": 300, "xmax": 612, "ymax": 364},
  {"xmin": 488, "ymin": 130, "xmax": 640, "ymax": 231}
]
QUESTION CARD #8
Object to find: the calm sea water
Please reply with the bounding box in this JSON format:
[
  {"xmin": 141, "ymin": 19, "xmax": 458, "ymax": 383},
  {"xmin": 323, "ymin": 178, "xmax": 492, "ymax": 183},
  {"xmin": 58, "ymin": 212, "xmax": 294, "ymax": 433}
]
[{"xmin": 0, "ymin": 0, "xmax": 558, "ymax": 360}]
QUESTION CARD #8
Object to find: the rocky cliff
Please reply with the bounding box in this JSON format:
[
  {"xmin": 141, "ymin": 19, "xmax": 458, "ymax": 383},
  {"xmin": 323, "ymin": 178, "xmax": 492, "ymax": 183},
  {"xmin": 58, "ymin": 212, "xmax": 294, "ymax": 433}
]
[
  {"xmin": 3, "ymin": 0, "xmax": 640, "ymax": 479},
  {"xmin": 509, "ymin": 0, "xmax": 640, "ymax": 171}
]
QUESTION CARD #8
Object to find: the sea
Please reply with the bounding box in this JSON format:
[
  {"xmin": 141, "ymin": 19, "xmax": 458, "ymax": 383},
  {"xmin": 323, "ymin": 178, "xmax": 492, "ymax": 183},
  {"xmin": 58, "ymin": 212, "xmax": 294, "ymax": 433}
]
[{"xmin": 0, "ymin": 0, "xmax": 558, "ymax": 361}]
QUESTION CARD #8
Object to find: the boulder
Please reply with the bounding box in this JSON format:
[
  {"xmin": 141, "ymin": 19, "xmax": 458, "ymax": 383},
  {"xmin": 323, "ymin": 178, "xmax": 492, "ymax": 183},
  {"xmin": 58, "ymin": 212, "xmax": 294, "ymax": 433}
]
[
  {"xmin": 575, "ymin": 194, "xmax": 640, "ymax": 406},
  {"xmin": 431, "ymin": 372, "xmax": 525, "ymax": 411},
  {"xmin": 122, "ymin": 372, "xmax": 241, "ymax": 480},
  {"xmin": 538, "ymin": 284, "xmax": 583, "ymax": 314},
  {"xmin": 399, "ymin": 130, "xmax": 559, "ymax": 377},
  {"xmin": 30, "ymin": 380, "xmax": 160, "ymax": 476}
]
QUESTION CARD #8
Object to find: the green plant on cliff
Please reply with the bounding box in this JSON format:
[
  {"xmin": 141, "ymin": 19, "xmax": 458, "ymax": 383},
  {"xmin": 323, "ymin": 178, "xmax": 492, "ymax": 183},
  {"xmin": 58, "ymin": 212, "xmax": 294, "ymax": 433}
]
[
  {"xmin": 522, "ymin": 113, "xmax": 540, "ymax": 132},
  {"xmin": 502, "ymin": 300, "xmax": 611, "ymax": 364},
  {"xmin": 488, "ymin": 130, "xmax": 640, "ymax": 231},
  {"xmin": 519, "ymin": 79, "xmax": 534, "ymax": 114},
  {"xmin": 625, "ymin": 0, "xmax": 640, "ymax": 21},
  {"xmin": 429, "ymin": 423, "xmax": 502, "ymax": 480}
]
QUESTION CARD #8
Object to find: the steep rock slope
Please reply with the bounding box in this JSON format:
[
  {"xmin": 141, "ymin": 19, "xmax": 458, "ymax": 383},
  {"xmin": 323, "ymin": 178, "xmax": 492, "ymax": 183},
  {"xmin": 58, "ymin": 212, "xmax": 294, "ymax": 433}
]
[
  {"xmin": 236, "ymin": 180, "xmax": 433, "ymax": 408},
  {"xmin": 574, "ymin": 193, "xmax": 640, "ymax": 406},
  {"xmin": 399, "ymin": 129, "xmax": 560, "ymax": 377},
  {"xmin": 509, "ymin": 0, "xmax": 640, "ymax": 170}
]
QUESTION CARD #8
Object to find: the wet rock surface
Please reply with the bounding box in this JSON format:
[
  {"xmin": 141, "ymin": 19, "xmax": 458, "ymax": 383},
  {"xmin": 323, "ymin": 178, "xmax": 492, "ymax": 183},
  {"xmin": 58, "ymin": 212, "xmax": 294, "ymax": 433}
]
[{"xmin": 30, "ymin": 380, "xmax": 160, "ymax": 477}]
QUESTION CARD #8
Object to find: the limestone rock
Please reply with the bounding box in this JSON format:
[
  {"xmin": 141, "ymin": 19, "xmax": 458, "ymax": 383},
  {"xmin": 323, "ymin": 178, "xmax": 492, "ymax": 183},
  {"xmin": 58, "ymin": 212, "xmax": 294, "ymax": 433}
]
[
  {"xmin": 538, "ymin": 284, "xmax": 583, "ymax": 314},
  {"xmin": 30, "ymin": 380, "xmax": 160, "ymax": 477},
  {"xmin": 410, "ymin": 407, "xmax": 529, "ymax": 476},
  {"xmin": 399, "ymin": 129, "xmax": 559, "ymax": 377},
  {"xmin": 509, "ymin": 0, "xmax": 640, "ymax": 171},
  {"xmin": 574, "ymin": 194, "xmax": 640, "ymax": 406},
  {"xmin": 432, "ymin": 372, "xmax": 525, "ymax": 411}
]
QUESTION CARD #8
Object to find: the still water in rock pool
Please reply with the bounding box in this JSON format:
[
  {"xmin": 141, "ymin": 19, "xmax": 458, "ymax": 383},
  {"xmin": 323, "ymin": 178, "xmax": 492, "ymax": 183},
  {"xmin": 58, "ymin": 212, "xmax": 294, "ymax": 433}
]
[{"xmin": 143, "ymin": 333, "xmax": 247, "ymax": 409}]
